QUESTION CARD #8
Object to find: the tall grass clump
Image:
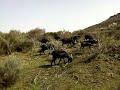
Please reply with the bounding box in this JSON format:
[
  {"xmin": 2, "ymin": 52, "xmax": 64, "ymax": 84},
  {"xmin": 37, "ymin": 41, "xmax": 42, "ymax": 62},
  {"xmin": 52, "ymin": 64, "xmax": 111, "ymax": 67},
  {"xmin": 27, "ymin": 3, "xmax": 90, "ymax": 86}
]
[
  {"xmin": 0, "ymin": 33, "xmax": 11, "ymax": 55},
  {"xmin": 7, "ymin": 30, "xmax": 34, "ymax": 53},
  {"xmin": 28, "ymin": 28, "xmax": 45, "ymax": 41},
  {"xmin": 0, "ymin": 60, "xmax": 20, "ymax": 89}
]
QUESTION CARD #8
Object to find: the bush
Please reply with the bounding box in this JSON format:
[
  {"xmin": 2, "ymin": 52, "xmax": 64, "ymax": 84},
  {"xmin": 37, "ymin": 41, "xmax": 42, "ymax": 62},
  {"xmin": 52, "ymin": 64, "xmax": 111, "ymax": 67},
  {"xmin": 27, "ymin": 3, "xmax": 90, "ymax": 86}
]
[
  {"xmin": 0, "ymin": 60, "xmax": 19, "ymax": 89},
  {"xmin": 18, "ymin": 40, "xmax": 34, "ymax": 52},
  {"xmin": 45, "ymin": 32, "xmax": 62, "ymax": 40},
  {"xmin": 6, "ymin": 30, "xmax": 34, "ymax": 53},
  {"xmin": 28, "ymin": 28, "xmax": 45, "ymax": 40},
  {"xmin": 113, "ymin": 30, "xmax": 120, "ymax": 40},
  {"xmin": 0, "ymin": 34, "xmax": 11, "ymax": 55}
]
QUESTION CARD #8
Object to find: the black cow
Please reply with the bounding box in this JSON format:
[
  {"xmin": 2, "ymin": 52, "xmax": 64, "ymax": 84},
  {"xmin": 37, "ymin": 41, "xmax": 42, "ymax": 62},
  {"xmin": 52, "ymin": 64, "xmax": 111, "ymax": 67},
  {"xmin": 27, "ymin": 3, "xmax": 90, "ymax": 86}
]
[
  {"xmin": 84, "ymin": 35, "xmax": 93, "ymax": 41},
  {"xmin": 60, "ymin": 38, "xmax": 75, "ymax": 46},
  {"xmin": 39, "ymin": 44, "xmax": 55, "ymax": 54},
  {"xmin": 51, "ymin": 50, "xmax": 73, "ymax": 66},
  {"xmin": 40, "ymin": 38, "xmax": 49, "ymax": 44}
]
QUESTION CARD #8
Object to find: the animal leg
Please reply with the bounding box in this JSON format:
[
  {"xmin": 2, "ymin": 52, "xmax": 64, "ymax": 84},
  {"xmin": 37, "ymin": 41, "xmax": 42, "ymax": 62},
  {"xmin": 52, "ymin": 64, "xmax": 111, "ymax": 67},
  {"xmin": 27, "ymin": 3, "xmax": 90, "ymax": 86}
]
[
  {"xmin": 89, "ymin": 45, "xmax": 90, "ymax": 48},
  {"xmin": 58, "ymin": 58, "xmax": 62, "ymax": 65},
  {"xmin": 63, "ymin": 58, "xmax": 67, "ymax": 64},
  {"xmin": 39, "ymin": 49, "xmax": 42, "ymax": 55},
  {"xmin": 51, "ymin": 58, "xmax": 56, "ymax": 66}
]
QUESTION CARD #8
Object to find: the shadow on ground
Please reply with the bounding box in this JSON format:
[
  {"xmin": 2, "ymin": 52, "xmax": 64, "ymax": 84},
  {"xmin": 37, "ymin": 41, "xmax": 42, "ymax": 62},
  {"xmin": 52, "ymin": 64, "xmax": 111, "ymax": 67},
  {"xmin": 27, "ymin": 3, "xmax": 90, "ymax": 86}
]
[{"xmin": 39, "ymin": 64, "xmax": 51, "ymax": 68}]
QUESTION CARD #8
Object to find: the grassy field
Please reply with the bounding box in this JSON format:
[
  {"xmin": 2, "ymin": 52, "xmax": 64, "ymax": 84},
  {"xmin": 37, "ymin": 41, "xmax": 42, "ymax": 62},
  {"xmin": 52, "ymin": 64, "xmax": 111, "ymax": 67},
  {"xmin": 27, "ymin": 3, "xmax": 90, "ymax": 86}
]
[{"xmin": 0, "ymin": 32, "xmax": 119, "ymax": 90}]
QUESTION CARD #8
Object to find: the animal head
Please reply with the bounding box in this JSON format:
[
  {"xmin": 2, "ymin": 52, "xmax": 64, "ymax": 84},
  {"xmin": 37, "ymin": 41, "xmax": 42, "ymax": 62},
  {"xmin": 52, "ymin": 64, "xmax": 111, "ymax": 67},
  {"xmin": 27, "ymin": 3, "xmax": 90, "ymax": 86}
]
[
  {"xmin": 91, "ymin": 39, "xmax": 98, "ymax": 44},
  {"xmin": 76, "ymin": 35, "xmax": 80, "ymax": 38},
  {"xmin": 95, "ymin": 40, "xmax": 98, "ymax": 44}
]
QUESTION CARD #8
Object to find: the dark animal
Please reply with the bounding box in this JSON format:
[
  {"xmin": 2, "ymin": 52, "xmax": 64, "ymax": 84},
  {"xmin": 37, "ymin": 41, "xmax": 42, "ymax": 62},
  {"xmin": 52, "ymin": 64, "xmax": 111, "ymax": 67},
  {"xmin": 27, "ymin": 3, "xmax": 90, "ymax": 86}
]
[
  {"xmin": 72, "ymin": 35, "xmax": 80, "ymax": 43},
  {"xmin": 80, "ymin": 41, "xmax": 93, "ymax": 49},
  {"xmin": 54, "ymin": 35, "xmax": 61, "ymax": 40},
  {"xmin": 51, "ymin": 50, "xmax": 73, "ymax": 66},
  {"xmin": 87, "ymin": 39, "xmax": 98, "ymax": 44},
  {"xmin": 84, "ymin": 35, "xmax": 93, "ymax": 41},
  {"xmin": 40, "ymin": 38, "xmax": 49, "ymax": 43},
  {"xmin": 60, "ymin": 38, "xmax": 75, "ymax": 46},
  {"xmin": 80, "ymin": 39, "xmax": 98, "ymax": 49},
  {"xmin": 16, "ymin": 46, "xmax": 22, "ymax": 52},
  {"xmin": 39, "ymin": 44, "xmax": 55, "ymax": 54}
]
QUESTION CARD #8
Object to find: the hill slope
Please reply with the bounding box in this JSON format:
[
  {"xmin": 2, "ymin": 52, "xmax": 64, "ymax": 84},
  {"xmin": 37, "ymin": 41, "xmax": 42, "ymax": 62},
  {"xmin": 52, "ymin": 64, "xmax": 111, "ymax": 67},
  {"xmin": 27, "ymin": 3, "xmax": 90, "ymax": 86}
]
[
  {"xmin": 84, "ymin": 13, "xmax": 120, "ymax": 32},
  {"xmin": 0, "ymin": 13, "xmax": 120, "ymax": 90}
]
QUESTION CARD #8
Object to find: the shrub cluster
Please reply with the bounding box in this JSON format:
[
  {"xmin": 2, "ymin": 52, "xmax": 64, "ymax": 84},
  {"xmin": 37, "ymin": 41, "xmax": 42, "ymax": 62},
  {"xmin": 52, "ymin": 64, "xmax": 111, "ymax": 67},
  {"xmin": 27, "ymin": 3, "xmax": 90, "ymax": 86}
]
[
  {"xmin": 0, "ymin": 29, "xmax": 47, "ymax": 55},
  {"xmin": 0, "ymin": 60, "xmax": 19, "ymax": 89}
]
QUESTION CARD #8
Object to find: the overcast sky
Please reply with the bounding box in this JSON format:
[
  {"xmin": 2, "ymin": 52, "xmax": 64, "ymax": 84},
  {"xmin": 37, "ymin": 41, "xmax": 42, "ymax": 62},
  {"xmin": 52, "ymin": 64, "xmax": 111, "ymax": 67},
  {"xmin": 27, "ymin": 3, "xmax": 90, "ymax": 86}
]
[{"xmin": 0, "ymin": 0, "xmax": 120, "ymax": 32}]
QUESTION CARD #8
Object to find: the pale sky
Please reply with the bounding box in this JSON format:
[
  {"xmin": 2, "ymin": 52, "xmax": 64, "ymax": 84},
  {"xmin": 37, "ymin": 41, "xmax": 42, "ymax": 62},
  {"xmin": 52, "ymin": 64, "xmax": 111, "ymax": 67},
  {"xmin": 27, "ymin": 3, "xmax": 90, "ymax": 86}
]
[{"xmin": 0, "ymin": 0, "xmax": 120, "ymax": 32}]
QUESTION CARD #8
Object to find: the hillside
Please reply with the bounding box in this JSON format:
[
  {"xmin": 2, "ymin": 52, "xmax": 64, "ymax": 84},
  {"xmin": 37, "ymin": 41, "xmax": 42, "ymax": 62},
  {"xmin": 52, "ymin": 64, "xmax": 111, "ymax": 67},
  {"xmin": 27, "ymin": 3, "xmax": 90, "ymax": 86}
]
[
  {"xmin": 0, "ymin": 13, "xmax": 120, "ymax": 90},
  {"xmin": 84, "ymin": 13, "xmax": 120, "ymax": 32}
]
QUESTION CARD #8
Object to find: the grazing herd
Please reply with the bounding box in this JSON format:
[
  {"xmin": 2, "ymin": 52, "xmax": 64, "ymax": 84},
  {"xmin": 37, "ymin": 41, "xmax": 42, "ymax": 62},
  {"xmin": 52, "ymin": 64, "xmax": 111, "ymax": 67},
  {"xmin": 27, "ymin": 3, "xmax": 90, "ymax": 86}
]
[{"xmin": 39, "ymin": 35, "xmax": 98, "ymax": 66}]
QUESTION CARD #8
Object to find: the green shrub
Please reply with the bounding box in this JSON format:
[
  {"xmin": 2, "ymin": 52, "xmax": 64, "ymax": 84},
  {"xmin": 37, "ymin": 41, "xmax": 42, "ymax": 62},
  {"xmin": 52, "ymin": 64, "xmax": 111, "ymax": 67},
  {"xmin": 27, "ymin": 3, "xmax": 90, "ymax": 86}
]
[
  {"xmin": 0, "ymin": 35, "xmax": 11, "ymax": 55},
  {"xmin": 6, "ymin": 30, "xmax": 34, "ymax": 53},
  {"xmin": 28, "ymin": 28, "xmax": 45, "ymax": 40},
  {"xmin": 18, "ymin": 40, "xmax": 34, "ymax": 52},
  {"xmin": 0, "ymin": 60, "xmax": 19, "ymax": 89},
  {"xmin": 0, "ymin": 30, "xmax": 35, "ymax": 55},
  {"xmin": 45, "ymin": 32, "xmax": 62, "ymax": 40}
]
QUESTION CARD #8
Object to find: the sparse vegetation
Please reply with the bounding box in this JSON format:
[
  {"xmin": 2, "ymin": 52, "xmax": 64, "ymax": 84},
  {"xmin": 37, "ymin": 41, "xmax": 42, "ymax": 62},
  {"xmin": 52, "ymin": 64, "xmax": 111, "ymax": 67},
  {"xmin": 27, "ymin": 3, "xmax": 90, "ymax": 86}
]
[
  {"xmin": 0, "ymin": 13, "xmax": 120, "ymax": 90},
  {"xmin": 0, "ymin": 60, "xmax": 19, "ymax": 89}
]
